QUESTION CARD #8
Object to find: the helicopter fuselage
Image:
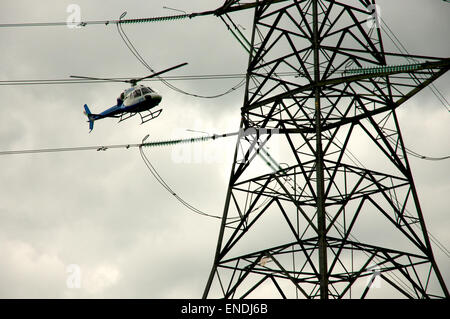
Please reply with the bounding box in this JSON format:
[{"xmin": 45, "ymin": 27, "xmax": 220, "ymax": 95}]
[{"xmin": 93, "ymin": 85, "xmax": 162, "ymax": 120}]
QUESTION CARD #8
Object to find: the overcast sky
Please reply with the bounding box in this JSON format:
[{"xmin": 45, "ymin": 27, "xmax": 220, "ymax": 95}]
[{"xmin": 0, "ymin": 0, "xmax": 448, "ymax": 298}]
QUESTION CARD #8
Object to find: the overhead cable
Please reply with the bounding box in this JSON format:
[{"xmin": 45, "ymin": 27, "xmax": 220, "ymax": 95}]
[
  {"xmin": 380, "ymin": 18, "xmax": 450, "ymax": 112},
  {"xmin": 116, "ymin": 12, "xmax": 245, "ymax": 99},
  {"xmin": 0, "ymin": 71, "xmax": 304, "ymax": 86},
  {"xmin": 0, "ymin": 131, "xmax": 239, "ymax": 156},
  {"xmin": 0, "ymin": 12, "xmax": 208, "ymax": 28}
]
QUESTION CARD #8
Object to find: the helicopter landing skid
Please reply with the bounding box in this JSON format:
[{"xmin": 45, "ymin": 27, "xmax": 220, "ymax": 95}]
[
  {"xmin": 118, "ymin": 112, "xmax": 137, "ymax": 123},
  {"xmin": 139, "ymin": 109, "xmax": 162, "ymax": 125},
  {"xmin": 117, "ymin": 109, "xmax": 162, "ymax": 125}
]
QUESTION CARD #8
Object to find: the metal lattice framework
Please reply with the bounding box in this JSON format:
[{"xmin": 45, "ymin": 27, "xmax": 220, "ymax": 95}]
[{"xmin": 203, "ymin": 0, "xmax": 449, "ymax": 299}]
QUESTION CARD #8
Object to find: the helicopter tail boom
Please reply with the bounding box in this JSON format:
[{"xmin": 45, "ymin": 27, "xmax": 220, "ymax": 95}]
[{"xmin": 84, "ymin": 104, "xmax": 95, "ymax": 132}]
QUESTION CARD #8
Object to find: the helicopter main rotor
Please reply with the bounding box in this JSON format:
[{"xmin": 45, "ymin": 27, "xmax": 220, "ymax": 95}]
[{"xmin": 71, "ymin": 62, "xmax": 188, "ymax": 87}]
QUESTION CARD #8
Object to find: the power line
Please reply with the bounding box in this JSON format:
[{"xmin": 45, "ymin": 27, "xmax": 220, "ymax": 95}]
[
  {"xmin": 327, "ymin": 135, "xmax": 449, "ymax": 297},
  {"xmin": 0, "ymin": 131, "xmax": 243, "ymax": 222},
  {"xmin": 0, "ymin": 1, "xmax": 284, "ymax": 29},
  {"xmin": 385, "ymin": 135, "xmax": 450, "ymax": 161},
  {"xmin": 0, "ymin": 131, "xmax": 239, "ymax": 156},
  {"xmin": 331, "ymin": 134, "xmax": 450, "ymax": 260},
  {"xmin": 406, "ymin": 151, "xmax": 450, "ymax": 161},
  {"xmin": 0, "ymin": 143, "xmax": 139, "ymax": 156},
  {"xmin": 380, "ymin": 18, "xmax": 450, "ymax": 112},
  {"xmin": 139, "ymin": 145, "xmax": 240, "ymax": 221},
  {"xmin": 116, "ymin": 13, "xmax": 246, "ymax": 99},
  {"xmin": 0, "ymin": 71, "xmax": 303, "ymax": 86},
  {"xmin": 0, "ymin": 12, "xmax": 210, "ymax": 28},
  {"xmin": 0, "ymin": 73, "xmax": 248, "ymax": 86},
  {"xmin": 0, "ymin": 130, "xmax": 242, "ymax": 221}
]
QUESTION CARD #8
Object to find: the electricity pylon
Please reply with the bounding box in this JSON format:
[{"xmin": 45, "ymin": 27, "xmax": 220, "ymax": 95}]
[{"xmin": 204, "ymin": 0, "xmax": 449, "ymax": 299}]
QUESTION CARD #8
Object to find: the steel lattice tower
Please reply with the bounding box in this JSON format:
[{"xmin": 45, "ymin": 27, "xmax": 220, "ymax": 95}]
[{"xmin": 204, "ymin": 0, "xmax": 449, "ymax": 299}]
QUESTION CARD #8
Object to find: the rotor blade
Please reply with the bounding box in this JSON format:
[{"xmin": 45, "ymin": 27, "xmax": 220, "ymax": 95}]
[
  {"xmin": 70, "ymin": 75, "xmax": 128, "ymax": 83},
  {"xmin": 134, "ymin": 62, "xmax": 188, "ymax": 83}
]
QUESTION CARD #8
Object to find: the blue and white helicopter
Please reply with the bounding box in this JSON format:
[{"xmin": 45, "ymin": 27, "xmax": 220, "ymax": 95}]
[{"xmin": 71, "ymin": 62, "xmax": 187, "ymax": 132}]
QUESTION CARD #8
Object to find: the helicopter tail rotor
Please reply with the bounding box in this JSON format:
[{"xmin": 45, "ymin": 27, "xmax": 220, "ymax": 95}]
[{"xmin": 84, "ymin": 104, "xmax": 95, "ymax": 132}]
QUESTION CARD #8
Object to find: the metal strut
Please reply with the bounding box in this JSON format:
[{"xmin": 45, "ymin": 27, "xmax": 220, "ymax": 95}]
[
  {"xmin": 117, "ymin": 109, "xmax": 162, "ymax": 124},
  {"xmin": 203, "ymin": 0, "xmax": 450, "ymax": 300},
  {"xmin": 139, "ymin": 109, "xmax": 162, "ymax": 124},
  {"xmin": 118, "ymin": 112, "xmax": 137, "ymax": 123}
]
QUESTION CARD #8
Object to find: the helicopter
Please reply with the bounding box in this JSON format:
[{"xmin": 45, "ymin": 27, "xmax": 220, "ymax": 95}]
[{"xmin": 71, "ymin": 62, "xmax": 187, "ymax": 132}]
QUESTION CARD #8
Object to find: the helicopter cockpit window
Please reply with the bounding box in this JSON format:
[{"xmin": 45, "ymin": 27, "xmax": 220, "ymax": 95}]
[
  {"xmin": 141, "ymin": 87, "xmax": 151, "ymax": 95},
  {"xmin": 132, "ymin": 89, "xmax": 142, "ymax": 98}
]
